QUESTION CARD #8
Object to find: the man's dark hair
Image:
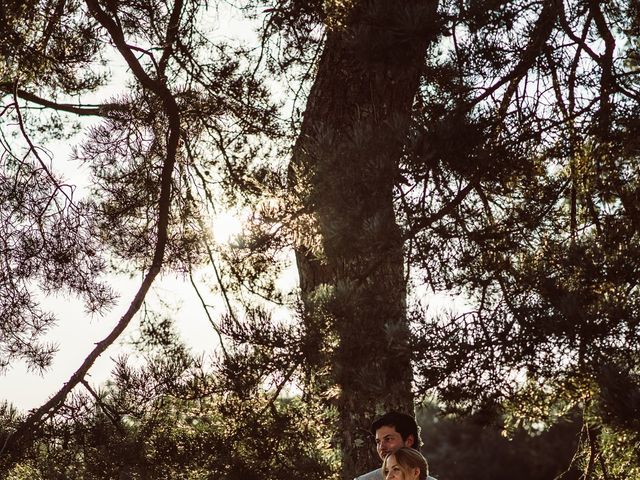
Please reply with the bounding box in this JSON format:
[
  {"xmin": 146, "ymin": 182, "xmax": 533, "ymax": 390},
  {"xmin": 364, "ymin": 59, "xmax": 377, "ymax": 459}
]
[{"xmin": 370, "ymin": 411, "xmax": 422, "ymax": 449}]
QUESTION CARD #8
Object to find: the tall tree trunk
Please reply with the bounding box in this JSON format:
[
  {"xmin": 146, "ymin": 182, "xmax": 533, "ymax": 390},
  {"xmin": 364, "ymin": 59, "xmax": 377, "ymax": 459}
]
[{"xmin": 290, "ymin": 1, "xmax": 438, "ymax": 477}]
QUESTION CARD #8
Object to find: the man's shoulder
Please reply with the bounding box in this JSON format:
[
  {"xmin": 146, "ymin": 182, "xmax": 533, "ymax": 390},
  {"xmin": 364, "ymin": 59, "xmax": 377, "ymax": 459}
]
[
  {"xmin": 354, "ymin": 469, "xmax": 382, "ymax": 480},
  {"xmin": 354, "ymin": 468, "xmax": 438, "ymax": 480}
]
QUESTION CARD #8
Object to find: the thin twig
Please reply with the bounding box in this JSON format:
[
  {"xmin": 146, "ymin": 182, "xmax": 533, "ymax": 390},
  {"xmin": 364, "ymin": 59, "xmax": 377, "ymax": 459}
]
[
  {"xmin": 188, "ymin": 268, "xmax": 230, "ymax": 361},
  {"xmin": 12, "ymin": 80, "xmax": 75, "ymax": 210}
]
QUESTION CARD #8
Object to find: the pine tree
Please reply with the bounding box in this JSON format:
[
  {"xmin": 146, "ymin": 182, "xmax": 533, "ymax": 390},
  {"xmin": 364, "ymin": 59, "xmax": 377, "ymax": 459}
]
[{"xmin": 285, "ymin": 1, "xmax": 438, "ymax": 475}]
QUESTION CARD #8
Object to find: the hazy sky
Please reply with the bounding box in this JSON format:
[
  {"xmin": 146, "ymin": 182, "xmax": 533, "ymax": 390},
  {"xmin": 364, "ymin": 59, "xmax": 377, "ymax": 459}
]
[{"xmin": 0, "ymin": 269, "xmax": 231, "ymax": 411}]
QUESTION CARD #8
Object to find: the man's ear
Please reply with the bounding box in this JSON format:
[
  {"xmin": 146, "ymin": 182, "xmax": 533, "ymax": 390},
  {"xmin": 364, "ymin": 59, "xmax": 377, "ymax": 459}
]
[
  {"xmin": 404, "ymin": 434, "xmax": 415, "ymax": 448},
  {"xmin": 412, "ymin": 467, "xmax": 420, "ymax": 479}
]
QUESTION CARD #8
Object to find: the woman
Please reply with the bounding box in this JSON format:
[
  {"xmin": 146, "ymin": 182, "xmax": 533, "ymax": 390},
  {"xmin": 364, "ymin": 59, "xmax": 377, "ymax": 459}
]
[{"xmin": 381, "ymin": 447, "xmax": 429, "ymax": 480}]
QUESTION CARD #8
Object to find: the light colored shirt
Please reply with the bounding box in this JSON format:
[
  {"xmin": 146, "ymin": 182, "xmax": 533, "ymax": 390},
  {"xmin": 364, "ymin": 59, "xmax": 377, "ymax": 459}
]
[{"xmin": 354, "ymin": 468, "xmax": 437, "ymax": 480}]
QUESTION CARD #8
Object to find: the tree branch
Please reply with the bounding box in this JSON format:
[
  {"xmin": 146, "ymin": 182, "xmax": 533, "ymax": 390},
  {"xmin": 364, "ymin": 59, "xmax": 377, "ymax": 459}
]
[
  {"xmin": 80, "ymin": 379, "xmax": 126, "ymax": 436},
  {"xmin": 159, "ymin": 0, "xmax": 184, "ymax": 76},
  {"xmin": 403, "ymin": 179, "xmax": 476, "ymax": 240},
  {"xmin": 188, "ymin": 267, "xmax": 230, "ymax": 361},
  {"xmin": 12, "ymin": 80, "xmax": 75, "ymax": 209},
  {"xmin": 588, "ymin": 0, "xmax": 616, "ymax": 136},
  {"xmin": 4, "ymin": 0, "xmax": 183, "ymax": 462},
  {"xmin": 1, "ymin": 83, "xmax": 125, "ymax": 117},
  {"xmin": 470, "ymin": 0, "xmax": 558, "ymax": 111}
]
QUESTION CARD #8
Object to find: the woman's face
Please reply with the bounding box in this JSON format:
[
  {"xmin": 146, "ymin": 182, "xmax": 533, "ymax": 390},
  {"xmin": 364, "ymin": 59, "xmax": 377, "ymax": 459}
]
[{"xmin": 383, "ymin": 454, "xmax": 420, "ymax": 480}]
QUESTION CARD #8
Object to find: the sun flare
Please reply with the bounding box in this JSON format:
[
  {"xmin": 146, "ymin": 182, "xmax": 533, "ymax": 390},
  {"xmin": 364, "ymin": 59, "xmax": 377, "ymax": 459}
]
[{"xmin": 211, "ymin": 211, "xmax": 244, "ymax": 244}]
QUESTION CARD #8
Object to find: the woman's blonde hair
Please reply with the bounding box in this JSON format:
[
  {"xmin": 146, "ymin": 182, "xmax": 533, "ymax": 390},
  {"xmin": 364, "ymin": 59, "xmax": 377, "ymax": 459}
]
[{"xmin": 381, "ymin": 447, "xmax": 429, "ymax": 480}]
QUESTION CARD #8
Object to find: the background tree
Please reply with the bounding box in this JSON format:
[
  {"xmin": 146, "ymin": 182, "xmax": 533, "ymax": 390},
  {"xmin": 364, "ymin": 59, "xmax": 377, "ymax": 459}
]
[
  {"xmin": 285, "ymin": 1, "xmax": 440, "ymax": 476},
  {"xmin": 0, "ymin": 0, "xmax": 283, "ymax": 470},
  {"xmin": 403, "ymin": 0, "xmax": 640, "ymax": 476},
  {"xmin": 418, "ymin": 401, "xmax": 582, "ymax": 480}
]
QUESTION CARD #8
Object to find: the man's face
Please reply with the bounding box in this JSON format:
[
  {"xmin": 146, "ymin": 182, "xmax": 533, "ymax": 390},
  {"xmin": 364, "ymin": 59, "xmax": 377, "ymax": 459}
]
[{"xmin": 375, "ymin": 425, "xmax": 414, "ymax": 461}]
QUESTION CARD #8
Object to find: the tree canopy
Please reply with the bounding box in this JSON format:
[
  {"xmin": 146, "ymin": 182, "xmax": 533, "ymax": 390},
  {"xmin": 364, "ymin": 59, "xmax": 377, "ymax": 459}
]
[{"xmin": 1, "ymin": 0, "xmax": 640, "ymax": 478}]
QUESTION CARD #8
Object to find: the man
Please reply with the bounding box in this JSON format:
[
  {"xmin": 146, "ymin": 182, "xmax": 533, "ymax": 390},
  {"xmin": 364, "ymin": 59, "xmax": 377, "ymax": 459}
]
[{"xmin": 354, "ymin": 411, "xmax": 437, "ymax": 480}]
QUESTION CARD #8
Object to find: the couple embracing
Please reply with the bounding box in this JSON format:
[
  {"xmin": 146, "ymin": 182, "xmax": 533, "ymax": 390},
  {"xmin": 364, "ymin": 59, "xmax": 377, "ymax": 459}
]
[{"xmin": 354, "ymin": 411, "xmax": 437, "ymax": 480}]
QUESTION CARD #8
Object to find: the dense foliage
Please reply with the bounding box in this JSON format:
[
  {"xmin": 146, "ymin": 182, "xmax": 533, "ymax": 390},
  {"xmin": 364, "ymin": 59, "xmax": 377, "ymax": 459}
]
[
  {"xmin": 1, "ymin": 0, "xmax": 640, "ymax": 478},
  {"xmin": 404, "ymin": 0, "xmax": 640, "ymax": 476}
]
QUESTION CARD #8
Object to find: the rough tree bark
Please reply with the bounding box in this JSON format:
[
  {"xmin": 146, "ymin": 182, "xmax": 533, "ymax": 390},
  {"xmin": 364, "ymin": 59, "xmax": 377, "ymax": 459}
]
[{"xmin": 289, "ymin": 1, "xmax": 438, "ymax": 477}]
